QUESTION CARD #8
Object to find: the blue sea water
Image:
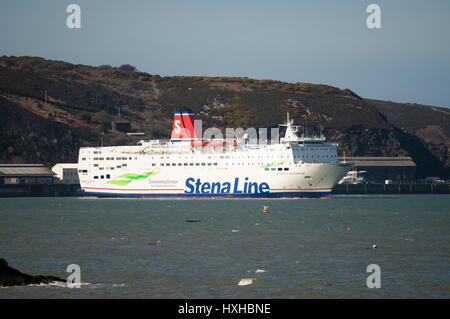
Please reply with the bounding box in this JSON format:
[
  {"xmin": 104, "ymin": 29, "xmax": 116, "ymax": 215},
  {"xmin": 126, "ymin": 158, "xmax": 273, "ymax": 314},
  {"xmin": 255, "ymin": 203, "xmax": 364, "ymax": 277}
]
[{"xmin": 0, "ymin": 195, "xmax": 449, "ymax": 298}]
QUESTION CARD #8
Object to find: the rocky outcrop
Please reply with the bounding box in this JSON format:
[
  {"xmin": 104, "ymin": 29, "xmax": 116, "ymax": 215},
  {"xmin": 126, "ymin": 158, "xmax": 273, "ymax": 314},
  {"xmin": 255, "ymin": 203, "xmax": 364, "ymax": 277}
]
[{"xmin": 0, "ymin": 258, "xmax": 64, "ymax": 287}]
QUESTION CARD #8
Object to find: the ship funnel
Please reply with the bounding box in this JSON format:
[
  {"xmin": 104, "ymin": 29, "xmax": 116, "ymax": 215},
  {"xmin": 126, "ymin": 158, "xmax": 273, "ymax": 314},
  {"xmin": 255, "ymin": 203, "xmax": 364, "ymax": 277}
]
[{"xmin": 170, "ymin": 112, "xmax": 200, "ymax": 142}]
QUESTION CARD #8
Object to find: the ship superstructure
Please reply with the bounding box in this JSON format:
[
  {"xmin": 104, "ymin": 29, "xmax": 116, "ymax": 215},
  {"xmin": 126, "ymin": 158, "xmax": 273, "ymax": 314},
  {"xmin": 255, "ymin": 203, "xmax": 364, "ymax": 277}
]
[{"xmin": 78, "ymin": 112, "xmax": 350, "ymax": 198}]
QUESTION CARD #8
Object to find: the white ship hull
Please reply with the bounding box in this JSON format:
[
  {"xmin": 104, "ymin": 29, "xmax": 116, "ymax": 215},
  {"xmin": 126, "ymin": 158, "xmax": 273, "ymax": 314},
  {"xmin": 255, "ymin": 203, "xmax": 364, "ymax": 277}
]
[
  {"xmin": 78, "ymin": 154, "xmax": 349, "ymax": 198},
  {"xmin": 77, "ymin": 112, "xmax": 350, "ymax": 198}
]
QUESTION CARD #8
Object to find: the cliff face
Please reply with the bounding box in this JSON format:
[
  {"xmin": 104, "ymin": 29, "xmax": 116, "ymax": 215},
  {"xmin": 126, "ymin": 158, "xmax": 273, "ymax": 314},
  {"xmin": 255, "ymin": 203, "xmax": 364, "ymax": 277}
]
[
  {"xmin": 370, "ymin": 99, "xmax": 450, "ymax": 174},
  {"xmin": 0, "ymin": 56, "xmax": 448, "ymax": 178}
]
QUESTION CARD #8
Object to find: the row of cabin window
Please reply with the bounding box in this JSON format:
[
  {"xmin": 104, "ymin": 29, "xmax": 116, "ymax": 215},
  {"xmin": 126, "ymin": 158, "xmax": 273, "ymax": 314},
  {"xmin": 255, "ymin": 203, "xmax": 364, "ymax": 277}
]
[
  {"xmin": 294, "ymin": 154, "xmax": 336, "ymax": 158},
  {"xmin": 85, "ymin": 154, "xmax": 294, "ymax": 161},
  {"xmin": 88, "ymin": 162, "xmax": 292, "ymax": 171},
  {"xmin": 89, "ymin": 147, "xmax": 340, "ymax": 155},
  {"xmin": 92, "ymin": 157, "xmax": 135, "ymax": 161},
  {"xmin": 93, "ymin": 164, "xmax": 127, "ymax": 168},
  {"xmin": 161, "ymin": 163, "xmax": 219, "ymax": 167},
  {"xmin": 80, "ymin": 157, "xmax": 138, "ymax": 161},
  {"xmin": 159, "ymin": 163, "xmax": 285, "ymax": 166},
  {"xmin": 294, "ymin": 147, "xmax": 335, "ymax": 151},
  {"xmin": 94, "ymin": 174, "xmax": 110, "ymax": 179},
  {"xmin": 84, "ymin": 154, "xmax": 337, "ymax": 165},
  {"xmin": 84, "ymin": 154, "xmax": 312, "ymax": 161}
]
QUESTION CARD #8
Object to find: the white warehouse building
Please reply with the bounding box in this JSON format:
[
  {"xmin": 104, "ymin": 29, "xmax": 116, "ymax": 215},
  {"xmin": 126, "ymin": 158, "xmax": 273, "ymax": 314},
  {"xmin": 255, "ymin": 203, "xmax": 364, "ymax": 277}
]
[{"xmin": 52, "ymin": 163, "xmax": 79, "ymax": 184}]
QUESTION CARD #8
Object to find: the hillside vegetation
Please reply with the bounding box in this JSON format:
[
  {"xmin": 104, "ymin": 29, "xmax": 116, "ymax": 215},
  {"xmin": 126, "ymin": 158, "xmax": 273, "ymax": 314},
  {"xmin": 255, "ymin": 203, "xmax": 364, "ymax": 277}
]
[{"xmin": 0, "ymin": 56, "xmax": 448, "ymax": 178}]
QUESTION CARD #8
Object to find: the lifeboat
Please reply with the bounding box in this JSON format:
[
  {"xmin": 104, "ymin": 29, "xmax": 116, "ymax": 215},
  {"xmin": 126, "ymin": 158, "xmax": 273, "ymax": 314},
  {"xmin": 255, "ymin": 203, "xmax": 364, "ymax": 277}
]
[{"xmin": 190, "ymin": 140, "xmax": 227, "ymax": 147}]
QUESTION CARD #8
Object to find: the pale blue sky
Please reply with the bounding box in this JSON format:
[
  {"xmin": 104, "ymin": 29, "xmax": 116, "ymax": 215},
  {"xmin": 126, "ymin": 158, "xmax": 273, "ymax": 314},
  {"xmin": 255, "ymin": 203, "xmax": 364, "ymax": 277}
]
[{"xmin": 1, "ymin": 0, "xmax": 449, "ymax": 107}]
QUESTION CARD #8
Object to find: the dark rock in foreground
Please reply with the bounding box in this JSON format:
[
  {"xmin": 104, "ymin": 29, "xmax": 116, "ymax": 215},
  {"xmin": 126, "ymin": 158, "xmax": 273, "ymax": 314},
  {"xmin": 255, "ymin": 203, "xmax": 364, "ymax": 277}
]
[{"xmin": 0, "ymin": 258, "xmax": 64, "ymax": 287}]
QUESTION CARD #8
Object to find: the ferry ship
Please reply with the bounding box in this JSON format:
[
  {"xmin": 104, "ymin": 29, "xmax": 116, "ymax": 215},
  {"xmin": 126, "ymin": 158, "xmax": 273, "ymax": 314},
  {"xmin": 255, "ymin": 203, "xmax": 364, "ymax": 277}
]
[{"xmin": 77, "ymin": 112, "xmax": 350, "ymax": 198}]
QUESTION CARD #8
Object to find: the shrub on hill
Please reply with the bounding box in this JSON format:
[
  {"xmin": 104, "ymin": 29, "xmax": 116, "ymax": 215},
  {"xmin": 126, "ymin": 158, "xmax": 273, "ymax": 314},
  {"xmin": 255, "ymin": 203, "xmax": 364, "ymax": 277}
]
[
  {"xmin": 118, "ymin": 64, "xmax": 137, "ymax": 72},
  {"xmin": 98, "ymin": 64, "xmax": 113, "ymax": 70}
]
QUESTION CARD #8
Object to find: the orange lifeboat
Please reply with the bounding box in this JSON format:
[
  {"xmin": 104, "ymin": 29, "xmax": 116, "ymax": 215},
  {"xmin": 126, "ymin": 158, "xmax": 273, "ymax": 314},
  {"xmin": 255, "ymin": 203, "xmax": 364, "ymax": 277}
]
[
  {"xmin": 190, "ymin": 141, "xmax": 207, "ymax": 147},
  {"xmin": 229, "ymin": 140, "xmax": 242, "ymax": 146},
  {"xmin": 206, "ymin": 140, "xmax": 226, "ymax": 147},
  {"xmin": 190, "ymin": 140, "xmax": 227, "ymax": 147}
]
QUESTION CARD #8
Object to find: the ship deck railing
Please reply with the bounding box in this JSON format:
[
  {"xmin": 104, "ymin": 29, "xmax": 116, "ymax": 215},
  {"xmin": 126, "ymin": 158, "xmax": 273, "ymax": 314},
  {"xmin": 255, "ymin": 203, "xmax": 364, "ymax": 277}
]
[{"xmin": 97, "ymin": 144, "xmax": 285, "ymax": 156}]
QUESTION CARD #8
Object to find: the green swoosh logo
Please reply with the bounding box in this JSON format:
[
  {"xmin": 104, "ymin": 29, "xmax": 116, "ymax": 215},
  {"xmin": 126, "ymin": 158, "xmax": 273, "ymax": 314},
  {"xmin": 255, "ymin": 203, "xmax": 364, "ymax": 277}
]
[
  {"xmin": 261, "ymin": 160, "xmax": 286, "ymax": 168},
  {"xmin": 106, "ymin": 170, "xmax": 159, "ymax": 186}
]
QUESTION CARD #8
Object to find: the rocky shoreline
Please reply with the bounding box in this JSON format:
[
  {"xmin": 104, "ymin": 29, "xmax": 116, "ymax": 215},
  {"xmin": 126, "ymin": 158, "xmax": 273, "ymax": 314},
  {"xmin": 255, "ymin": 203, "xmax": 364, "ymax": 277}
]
[{"xmin": 0, "ymin": 258, "xmax": 64, "ymax": 287}]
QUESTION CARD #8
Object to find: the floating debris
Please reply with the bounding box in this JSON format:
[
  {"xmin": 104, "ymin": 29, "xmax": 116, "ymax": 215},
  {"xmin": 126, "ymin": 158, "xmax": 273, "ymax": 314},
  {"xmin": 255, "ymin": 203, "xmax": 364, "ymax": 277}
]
[
  {"xmin": 148, "ymin": 241, "xmax": 161, "ymax": 245},
  {"xmin": 231, "ymin": 230, "xmax": 239, "ymax": 233},
  {"xmin": 186, "ymin": 220, "xmax": 201, "ymax": 223},
  {"xmin": 263, "ymin": 206, "xmax": 269, "ymax": 213},
  {"xmin": 238, "ymin": 278, "xmax": 256, "ymax": 286},
  {"xmin": 247, "ymin": 269, "xmax": 266, "ymax": 273},
  {"xmin": 372, "ymin": 244, "xmax": 377, "ymax": 249}
]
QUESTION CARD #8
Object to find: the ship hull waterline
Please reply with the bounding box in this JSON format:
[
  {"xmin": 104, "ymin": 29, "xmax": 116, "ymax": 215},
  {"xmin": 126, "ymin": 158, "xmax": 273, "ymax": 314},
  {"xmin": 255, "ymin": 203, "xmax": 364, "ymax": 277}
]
[{"xmin": 79, "ymin": 163, "xmax": 350, "ymax": 199}]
